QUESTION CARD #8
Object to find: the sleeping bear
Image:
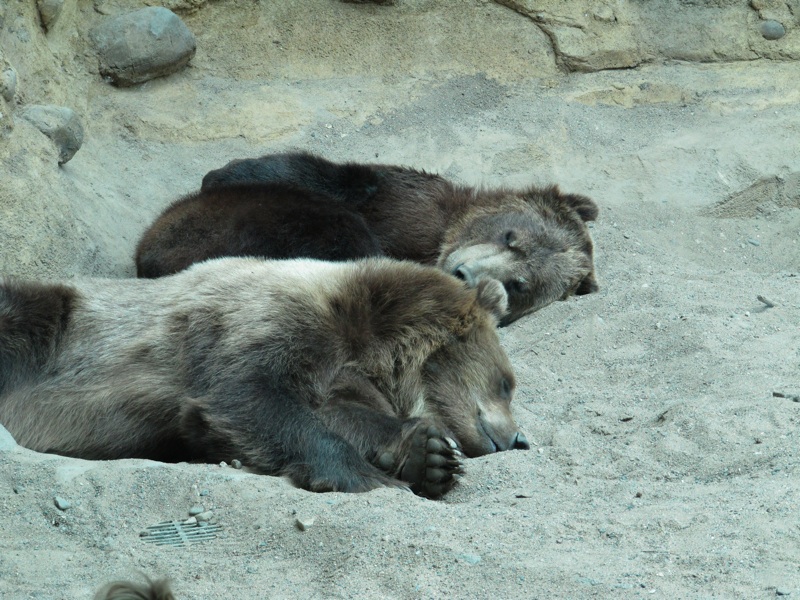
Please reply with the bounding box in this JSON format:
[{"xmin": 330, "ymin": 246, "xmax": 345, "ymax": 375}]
[
  {"xmin": 136, "ymin": 152, "xmax": 599, "ymax": 326},
  {"xmin": 0, "ymin": 257, "xmax": 529, "ymax": 498}
]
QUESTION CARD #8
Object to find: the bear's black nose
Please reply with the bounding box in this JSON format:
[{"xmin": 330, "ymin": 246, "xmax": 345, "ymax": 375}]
[
  {"xmin": 453, "ymin": 265, "xmax": 476, "ymax": 287},
  {"xmin": 512, "ymin": 432, "xmax": 530, "ymax": 450}
]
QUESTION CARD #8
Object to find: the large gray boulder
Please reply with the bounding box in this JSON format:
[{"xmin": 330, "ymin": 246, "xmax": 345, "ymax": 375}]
[{"xmin": 89, "ymin": 7, "xmax": 196, "ymax": 87}]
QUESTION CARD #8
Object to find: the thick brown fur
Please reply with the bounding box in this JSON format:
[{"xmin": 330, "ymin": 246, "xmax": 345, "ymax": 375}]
[
  {"xmin": 136, "ymin": 183, "xmax": 382, "ymax": 278},
  {"xmin": 137, "ymin": 152, "xmax": 599, "ymax": 325},
  {"xmin": 0, "ymin": 258, "xmax": 528, "ymax": 498}
]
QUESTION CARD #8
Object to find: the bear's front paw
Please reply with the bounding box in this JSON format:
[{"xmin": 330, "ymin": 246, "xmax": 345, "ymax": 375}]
[{"xmin": 399, "ymin": 424, "xmax": 464, "ymax": 499}]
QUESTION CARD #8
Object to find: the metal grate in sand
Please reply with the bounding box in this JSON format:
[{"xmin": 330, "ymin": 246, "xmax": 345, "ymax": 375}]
[{"xmin": 140, "ymin": 520, "xmax": 222, "ymax": 547}]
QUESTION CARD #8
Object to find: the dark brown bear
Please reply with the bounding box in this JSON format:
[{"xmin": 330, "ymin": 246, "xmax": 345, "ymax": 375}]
[
  {"xmin": 137, "ymin": 152, "xmax": 599, "ymax": 326},
  {"xmin": 0, "ymin": 257, "xmax": 528, "ymax": 498}
]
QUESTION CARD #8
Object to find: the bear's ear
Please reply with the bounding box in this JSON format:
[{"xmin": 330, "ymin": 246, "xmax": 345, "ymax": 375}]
[
  {"xmin": 560, "ymin": 191, "xmax": 599, "ymax": 223},
  {"xmin": 475, "ymin": 277, "xmax": 509, "ymax": 324},
  {"xmin": 575, "ymin": 271, "xmax": 599, "ymax": 295}
]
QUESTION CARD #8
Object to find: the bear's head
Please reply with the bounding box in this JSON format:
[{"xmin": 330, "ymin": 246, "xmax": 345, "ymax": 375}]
[
  {"xmin": 438, "ymin": 186, "xmax": 599, "ymax": 326},
  {"xmin": 419, "ymin": 278, "xmax": 530, "ymax": 457}
]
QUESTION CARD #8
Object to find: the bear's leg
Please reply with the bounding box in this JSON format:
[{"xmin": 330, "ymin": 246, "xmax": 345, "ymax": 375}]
[
  {"xmin": 316, "ymin": 389, "xmax": 465, "ymax": 498},
  {"xmin": 181, "ymin": 392, "xmax": 406, "ymax": 494}
]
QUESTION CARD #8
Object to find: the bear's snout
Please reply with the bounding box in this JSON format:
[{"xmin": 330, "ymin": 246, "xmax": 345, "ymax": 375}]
[
  {"xmin": 453, "ymin": 263, "xmax": 476, "ymax": 287},
  {"xmin": 512, "ymin": 431, "xmax": 530, "ymax": 450},
  {"xmin": 467, "ymin": 413, "xmax": 530, "ymax": 456}
]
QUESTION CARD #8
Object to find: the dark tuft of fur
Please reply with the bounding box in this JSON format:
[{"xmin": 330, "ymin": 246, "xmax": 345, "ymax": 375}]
[
  {"xmin": 93, "ymin": 576, "xmax": 175, "ymax": 600},
  {"xmin": 559, "ymin": 190, "xmax": 599, "ymax": 222},
  {"xmin": 0, "ymin": 279, "xmax": 76, "ymax": 396}
]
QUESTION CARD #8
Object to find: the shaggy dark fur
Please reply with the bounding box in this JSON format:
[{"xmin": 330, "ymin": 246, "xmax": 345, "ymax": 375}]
[
  {"xmin": 138, "ymin": 151, "xmax": 599, "ymax": 325},
  {"xmin": 201, "ymin": 154, "xmax": 381, "ymax": 204},
  {"xmin": 0, "ymin": 258, "xmax": 528, "ymax": 498},
  {"xmin": 136, "ymin": 184, "xmax": 382, "ymax": 278},
  {"xmin": 94, "ymin": 577, "xmax": 174, "ymax": 600}
]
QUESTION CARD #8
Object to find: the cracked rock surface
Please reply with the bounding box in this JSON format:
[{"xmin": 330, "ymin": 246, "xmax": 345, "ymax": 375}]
[{"xmin": 497, "ymin": 0, "xmax": 800, "ymax": 71}]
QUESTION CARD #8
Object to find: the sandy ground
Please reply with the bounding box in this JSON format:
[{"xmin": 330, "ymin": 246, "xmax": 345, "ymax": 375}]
[{"xmin": 1, "ymin": 1, "xmax": 799, "ymax": 598}]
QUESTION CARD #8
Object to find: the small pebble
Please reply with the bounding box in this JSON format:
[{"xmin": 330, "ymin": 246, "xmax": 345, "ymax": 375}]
[
  {"xmin": 195, "ymin": 511, "xmax": 214, "ymax": 522},
  {"xmin": 184, "ymin": 516, "xmax": 197, "ymax": 525},
  {"xmin": 219, "ymin": 461, "xmax": 227, "ymax": 468},
  {"xmin": 747, "ymin": 238, "xmax": 761, "ymax": 246},
  {"xmin": 459, "ymin": 553, "xmax": 482, "ymax": 565},
  {"xmin": 37, "ymin": 0, "xmax": 64, "ymax": 31},
  {"xmin": 0, "ymin": 62, "xmax": 17, "ymax": 103},
  {"xmin": 188, "ymin": 505, "xmax": 205, "ymax": 516},
  {"xmin": 592, "ymin": 6, "xmax": 615, "ymax": 22},
  {"xmin": 199, "ymin": 489, "xmax": 210, "ymax": 496},
  {"xmin": 231, "ymin": 459, "xmax": 242, "ymax": 469},
  {"xmin": 775, "ymin": 589, "xmax": 790, "ymax": 597},
  {"xmin": 760, "ymin": 20, "xmax": 786, "ymax": 40},
  {"xmin": 773, "ymin": 391, "xmax": 800, "ymax": 403},
  {"xmin": 295, "ymin": 516, "xmax": 315, "ymax": 531},
  {"xmin": 757, "ymin": 295, "xmax": 776, "ymax": 308},
  {"xmin": 54, "ymin": 496, "xmax": 71, "ymax": 511}
]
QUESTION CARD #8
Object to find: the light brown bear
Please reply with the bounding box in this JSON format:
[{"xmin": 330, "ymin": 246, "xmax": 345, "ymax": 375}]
[
  {"xmin": 136, "ymin": 152, "xmax": 599, "ymax": 326},
  {"xmin": 0, "ymin": 257, "xmax": 529, "ymax": 498}
]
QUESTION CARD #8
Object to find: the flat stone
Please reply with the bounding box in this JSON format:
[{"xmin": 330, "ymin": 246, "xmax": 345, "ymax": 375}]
[
  {"xmin": 54, "ymin": 496, "xmax": 71, "ymax": 511},
  {"xmin": 89, "ymin": 7, "xmax": 196, "ymax": 87},
  {"xmin": 188, "ymin": 505, "xmax": 205, "ymax": 516},
  {"xmin": 760, "ymin": 20, "xmax": 786, "ymax": 41},
  {"xmin": 20, "ymin": 105, "xmax": 84, "ymax": 165}
]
